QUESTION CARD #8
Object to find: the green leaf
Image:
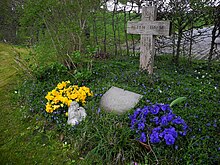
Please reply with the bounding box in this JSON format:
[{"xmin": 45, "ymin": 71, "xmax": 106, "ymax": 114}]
[{"xmin": 170, "ymin": 97, "xmax": 187, "ymax": 107}]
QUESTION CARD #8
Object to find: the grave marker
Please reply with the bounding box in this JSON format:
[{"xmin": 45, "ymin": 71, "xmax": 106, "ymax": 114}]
[
  {"xmin": 100, "ymin": 86, "xmax": 143, "ymax": 114},
  {"xmin": 127, "ymin": 6, "xmax": 171, "ymax": 74}
]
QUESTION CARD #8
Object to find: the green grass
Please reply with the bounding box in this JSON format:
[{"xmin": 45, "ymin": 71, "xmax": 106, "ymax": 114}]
[
  {"xmin": 17, "ymin": 53, "xmax": 220, "ymax": 164},
  {"xmin": 0, "ymin": 43, "xmax": 73, "ymax": 164},
  {"xmin": 1, "ymin": 42, "xmax": 220, "ymax": 164}
]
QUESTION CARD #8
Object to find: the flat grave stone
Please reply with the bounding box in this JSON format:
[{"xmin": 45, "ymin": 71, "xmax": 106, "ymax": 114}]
[{"xmin": 100, "ymin": 86, "xmax": 143, "ymax": 114}]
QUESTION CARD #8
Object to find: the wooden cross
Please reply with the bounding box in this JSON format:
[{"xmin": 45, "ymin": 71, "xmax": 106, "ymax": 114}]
[{"xmin": 127, "ymin": 6, "xmax": 171, "ymax": 74}]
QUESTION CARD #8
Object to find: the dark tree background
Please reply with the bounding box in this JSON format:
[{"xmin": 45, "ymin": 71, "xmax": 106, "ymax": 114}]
[{"xmin": 0, "ymin": 0, "xmax": 219, "ymax": 65}]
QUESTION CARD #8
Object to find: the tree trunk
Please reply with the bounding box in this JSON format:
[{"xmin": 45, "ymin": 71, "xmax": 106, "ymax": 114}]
[
  {"xmin": 172, "ymin": 33, "xmax": 176, "ymax": 60},
  {"xmin": 92, "ymin": 12, "xmax": 98, "ymax": 46},
  {"xmin": 128, "ymin": 1, "xmax": 135, "ymax": 56},
  {"xmin": 116, "ymin": 9, "xmax": 122, "ymax": 56},
  {"xmin": 208, "ymin": 26, "xmax": 217, "ymax": 63},
  {"xmin": 112, "ymin": 1, "xmax": 118, "ymax": 56},
  {"xmin": 123, "ymin": 7, "xmax": 129, "ymax": 56},
  {"xmin": 175, "ymin": 28, "xmax": 183, "ymax": 65},
  {"xmin": 103, "ymin": 4, "xmax": 107, "ymax": 54},
  {"xmin": 188, "ymin": 26, "xmax": 193, "ymax": 65}
]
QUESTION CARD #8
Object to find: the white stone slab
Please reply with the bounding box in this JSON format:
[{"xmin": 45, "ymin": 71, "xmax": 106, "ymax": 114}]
[{"xmin": 100, "ymin": 86, "xmax": 143, "ymax": 114}]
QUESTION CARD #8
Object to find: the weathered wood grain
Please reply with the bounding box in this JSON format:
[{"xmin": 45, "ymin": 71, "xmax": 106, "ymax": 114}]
[
  {"xmin": 127, "ymin": 21, "xmax": 171, "ymax": 36},
  {"xmin": 127, "ymin": 6, "xmax": 171, "ymax": 74}
]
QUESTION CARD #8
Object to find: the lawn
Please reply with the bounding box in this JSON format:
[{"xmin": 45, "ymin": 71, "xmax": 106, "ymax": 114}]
[
  {"xmin": 0, "ymin": 43, "xmax": 72, "ymax": 164},
  {"xmin": 0, "ymin": 42, "xmax": 219, "ymax": 164}
]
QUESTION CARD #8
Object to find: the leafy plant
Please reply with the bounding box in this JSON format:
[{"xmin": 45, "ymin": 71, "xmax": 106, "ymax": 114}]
[{"xmin": 170, "ymin": 97, "xmax": 187, "ymax": 107}]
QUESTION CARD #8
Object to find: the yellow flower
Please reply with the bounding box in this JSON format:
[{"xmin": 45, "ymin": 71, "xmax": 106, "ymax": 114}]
[
  {"xmin": 67, "ymin": 100, "xmax": 72, "ymax": 107},
  {"xmin": 57, "ymin": 81, "xmax": 68, "ymax": 90},
  {"xmin": 88, "ymin": 91, "xmax": 93, "ymax": 97},
  {"xmin": 73, "ymin": 85, "xmax": 78, "ymax": 90},
  {"xmin": 53, "ymin": 105, "xmax": 60, "ymax": 110},
  {"xmin": 51, "ymin": 89, "xmax": 59, "ymax": 96},
  {"xmin": 61, "ymin": 97, "xmax": 69, "ymax": 105},
  {"xmin": 81, "ymin": 86, "xmax": 90, "ymax": 93},
  {"xmin": 45, "ymin": 92, "xmax": 54, "ymax": 101},
  {"xmin": 46, "ymin": 103, "xmax": 53, "ymax": 113},
  {"xmin": 65, "ymin": 112, "xmax": 68, "ymax": 116},
  {"xmin": 59, "ymin": 89, "xmax": 64, "ymax": 95},
  {"xmin": 53, "ymin": 96, "xmax": 60, "ymax": 104},
  {"xmin": 69, "ymin": 93, "xmax": 77, "ymax": 100},
  {"xmin": 45, "ymin": 81, "xmax": 93, "ymax": 113}
]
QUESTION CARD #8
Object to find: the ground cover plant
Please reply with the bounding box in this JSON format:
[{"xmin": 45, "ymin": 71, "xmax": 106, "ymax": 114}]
[
  {"xmin": 0, "ymin": 43, "xmax": 74, "ymax": 164},
  {"xmin": 15, "ymin": 53, "xmax": 220, "ymax": 164}
]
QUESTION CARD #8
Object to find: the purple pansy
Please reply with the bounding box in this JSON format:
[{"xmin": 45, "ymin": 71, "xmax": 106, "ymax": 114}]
[
  {"xmin": 160, "ymin": 104, "xmax": 170, "ymax": 111},
  {"xmin": 129, "ymin": 102, "xmax": 188, "ymax": 146},
  {"xmin": 151, "ymin": 116, "xmax": 160, "ymax": 124},
  {"xmin": 140, "ymin": 132, "xmax": 147, "ymax": 143},
  {"xmin": 150, "ymin": 106, "xmax": 160, "ymax": 115},
  {"xmin": 164, "ymin": 134, "xmax": 175, "ymax": 145},
  {"xmin": 172, "ymin": 116, "xmax": 184, "ymax": 125},
  {"xmin": 150, "ymin": 132, "xmax": 161, "ymax": 143},
  {"xmin": 162, "ymin": 127, "xmax": 178, "ymax": 138},
  {"xmin": 167, "ymin": 113, "xmax": 175, "ymax": 122},
  {"xmin": 152, "ymin": 126, "xmax": 162, "ymax": 133},
  {"xmin": 160, "ymin": 115, "xmax": 168, "ymax": 126},
  {"xmin": 138, "ymin": 122, "xmax": 145, "ymax": 130}
]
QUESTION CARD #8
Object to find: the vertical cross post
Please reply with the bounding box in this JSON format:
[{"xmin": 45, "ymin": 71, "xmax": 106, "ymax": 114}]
[{"xmin": 140, "ymin": 6, "xmax": 157, "ymax": 74}]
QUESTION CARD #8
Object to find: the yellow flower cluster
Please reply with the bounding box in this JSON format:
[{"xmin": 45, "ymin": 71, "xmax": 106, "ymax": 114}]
[{"xmin": 45, "ymin": 81, "xmax": 93, "ymax": 113}]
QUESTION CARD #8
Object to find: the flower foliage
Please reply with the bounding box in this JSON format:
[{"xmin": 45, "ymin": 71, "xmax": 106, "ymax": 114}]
[
  {"xmin": 130, "ymin": 103, "xmax": 188, "ymax": 146},
  {"xmin": 45, "ymin": 81, "xmax": 93, "ymax": 113}
]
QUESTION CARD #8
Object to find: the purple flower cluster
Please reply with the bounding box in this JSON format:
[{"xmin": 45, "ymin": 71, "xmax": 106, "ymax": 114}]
[{"xmin": 129, "ymin": 103, "xmax": 188, "ymax": 146}]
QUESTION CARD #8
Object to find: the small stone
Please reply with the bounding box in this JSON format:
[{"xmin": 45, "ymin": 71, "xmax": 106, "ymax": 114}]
[
  {"xmin": 67, "ymin": 101, "xmax": 86, "ymax": 126},
  {"xmin": 100, "ymin": 86, "xmax": 143, "ymax": 114}
]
